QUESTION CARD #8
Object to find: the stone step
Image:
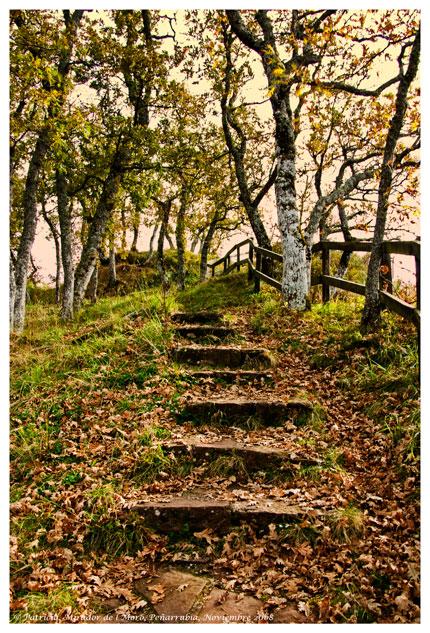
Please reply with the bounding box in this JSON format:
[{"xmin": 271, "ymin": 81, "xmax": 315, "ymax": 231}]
[
  {"xmin": 172, "ymin": 345, "xmax": 273, "ymax": 369},
  {"xmin": 186, "ymin": 369, "xmax": 273, "ymax": 384},
  {"xmin": 128, "ymin": 494, "xmax": 312, "ymax": 532},
  {"xmin": 174, "ymin": 325, "xmax": 235, "ymax": 341},
  {"xmin": 171, "ymin": 312, "xmax": 223, "ymax": 325},
  {"xmin": 133, "ymin": 568, "xmax": 271, "ymax": 624},
  {"xmin": 164, "ymin": 437, "xmax": 320, "ymax": 471},
  {"xmin": 98, "ymin": 567, "xmax": 308, "ymax": 623},
  {"xmin": 177, "ymin": 398, "xmax": 313, "ymax": 428}
]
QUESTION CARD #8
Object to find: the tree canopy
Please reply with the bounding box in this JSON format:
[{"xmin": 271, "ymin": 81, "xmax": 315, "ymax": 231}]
[{"xmin": 10, "ymin": 9, "xmax": 420, "ymax": 331}]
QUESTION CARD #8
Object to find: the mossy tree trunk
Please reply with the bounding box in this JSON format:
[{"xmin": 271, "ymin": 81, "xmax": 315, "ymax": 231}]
[
  {"xmin": 176, "ymin": 191, "xmax": 187, "ymax": 290},
  {"xmin": 13, "ymin": 128, "xmax": 51, "ymax": 332},
  {"xmin": 56, "ymin": 170, "xmax": 75, "ymax": 320},
  {"xmin": 200, "ymin": 211, "xmax": 219, "ymax": 281},
  {"xmin": 40, "ymin": 195, "xmax": 62, "ymax": 305},
  {"xmin": 220, "ymin": 23, "xmax": 274, "ymax": 259},
  {"xmin": 361, "ymin": 29, "xmax": 420, "ymax": 332}
]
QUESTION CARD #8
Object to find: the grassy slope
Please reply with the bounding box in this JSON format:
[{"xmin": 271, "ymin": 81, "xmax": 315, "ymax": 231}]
[{"xmin": 10, "ymin": 273, "xmax": 419, "ymax": 623}]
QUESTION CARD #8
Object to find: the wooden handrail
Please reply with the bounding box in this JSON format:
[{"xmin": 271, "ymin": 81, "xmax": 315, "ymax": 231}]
[
  {"xmin": 208, "ymin": 238, "xmax": 253, "ymax": 269},
  {"xmin": 313, "ymin": 239, "xmax": 420, "ymax": 258},
  {"xmin": 206, "ymin": 237, "xmax": 420, "ymax": 327},
  {"xmin": 254, "ymin": 245, "xmax": 283, "ymax": 262}
]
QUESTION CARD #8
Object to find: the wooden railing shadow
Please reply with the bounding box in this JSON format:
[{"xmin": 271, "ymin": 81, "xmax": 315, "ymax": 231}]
[{"xmin": 207, "ymin": 238, "xmax": 420, "ymax": 328}]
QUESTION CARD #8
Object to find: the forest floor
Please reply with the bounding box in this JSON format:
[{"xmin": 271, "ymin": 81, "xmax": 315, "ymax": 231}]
[{"xmin": 10, "ymin": 272, "xmax": 420, "ymax": 623}]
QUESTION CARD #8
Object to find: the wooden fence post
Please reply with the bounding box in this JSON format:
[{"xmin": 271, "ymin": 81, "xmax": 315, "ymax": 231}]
[
  {"xmin": 322, "ymin": 244, "xmax": 330, "ymax": 303},
  {"xmin": 248, "ymin": 242, "xmax": 254, "ymax": 281},
  {"xmin": 237, "ymin": 245, "xmax": 240, "ymax": 271},
  {"xmin": 254, "ymin": 251, "xmax": 261, "ymax": 293},
  {"xmin": 415, "ymin": 251, "xmax": 420, "ymax": 311}
]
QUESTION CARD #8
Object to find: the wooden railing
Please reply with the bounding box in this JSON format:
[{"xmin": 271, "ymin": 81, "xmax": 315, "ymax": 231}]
[
  {"xmin": 207, "ymin": 238, "xmax": 420, "ymax": 327},
  {"xmin": 208, "ymin": 238, "xmax": 253, "ymax": 276}
]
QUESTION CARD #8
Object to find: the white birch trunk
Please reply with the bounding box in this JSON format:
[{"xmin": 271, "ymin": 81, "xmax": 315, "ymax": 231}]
[{"xmin": 275, "ymin": 154, "xmax": 308, "ymax": 309}]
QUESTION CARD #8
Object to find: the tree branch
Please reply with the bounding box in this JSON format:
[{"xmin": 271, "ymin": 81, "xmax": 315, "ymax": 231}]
[{"xmin": 311, "ymin": 74, "xmax": 401, "ymax": 97}]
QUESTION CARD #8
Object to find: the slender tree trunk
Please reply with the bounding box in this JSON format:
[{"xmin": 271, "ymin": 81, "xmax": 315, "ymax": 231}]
[
  {"xmin": 56, "ymin": 171, "xmax": 75, "ymax": 321},
  {"xmin": 73, "ymin": 141, "xmax": 128, "ymax": 311},
  {"xmin": 335, "ymin": 202, "xmax": 353, "ymax": 279},
  {"xmin": 107, "ymin": 244, "xmax": 117, "ymax": 288},
  {"xmin": 176, "ymin": 192, "xmax": 187, "ymax": 290},
  {"xmin": 121, "ymin": 207, "xmax": 127, "ymax": 252},
  {"xmin": 74, "ymin": 10, "xmax": 154, "ymax": 310},
  {"xmin": 200, "ymin": 213, "xmax": 219, "ymax": 280},
  {"xmin": 130, "ymin": 224, "xmax": 139, "ymax": 252},
  {"xmin": 87, "ymin": 260, "xmax": 98, "ymax": 303},
  {"xmin": 166, "ymin": 226, "xmax": 175, "ymax": 250},
  {"xmin": 190, "ymin": 231, "xmax": 201, "ymax": 253},
  {"xmin": 220, "ymin": 26, "xmax": 273, "ymax": 254},
  {"xmin": 157, "ymin": 201, "xmax": 171, "ymax": 286},
  {"xmin": 361, "ymin": 29, "xmax": 420, "ymax": 332},
  {"xmin": 10, "ymin": 256, "xmax": 16, "ymax": 330},
  {"xmin": 149, "ymin": 223, "xmax": 158, "ymax": 254},
  {"xmin": 29, "ymin": 254, "xmax": 39, "ymax": 284},
  {"xmin": 41, "ymin": 196, "xmax": 62, "ymax": 304},
  {"xmin": 13, "ymin": 128, "xmax": 50, "ymax": 332}
]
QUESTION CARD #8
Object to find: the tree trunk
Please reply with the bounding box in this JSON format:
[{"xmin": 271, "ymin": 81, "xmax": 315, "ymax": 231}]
[
  {"xmin": 149, "ymin": 223, "xmax": 158, "ymax": 254},
  {"xmin": 130, "ymin": 224, "xmax": 139, "ymax": 252},
  {"xmin": 107, "ymin": 244, "xmax": 117, "ymax": 288},
  {"xmin": 10, "ymin": 256, "xmax": 16, "ymax": 330},
  {"xmin": 190, "ymin": 232, "xmax": 201, "ymax": 253},
  {"xmin": 273, "ymin": 135, "xmax": 308, "ymax": 309},
  {"xmin": 121, "ymin": 207, "xmax": 127, "ymax": 252},
  {"xmin": 56, "ymin": 170, "xmax": 75, "ymax": 321},
  {"xmin": 13, "ymin": 127, "xmax": 50, "ymax": 332},
  {"xmin": 87, "ymin": 261, "xmax": 98, "ymax": 304},
  {"xmin": 73, "ymin": 141, "xmax": 129, "ymax": 311},
  {"xmin": 226, "ymin": 12, "xmax": 306, "ymax": 305},
  {"xmin": 361, "ymin": 29, "xmax": 420, "ymax": 332},
  {"xmin": 220, "ymin": 26, "xmax": 273, "ymax": 254},
  {"xmin": 166, "ymin": 227, "xmax": 175, "ymax": 250},
  {"xmin": 41, "ymin": 195, "xmax": 62, "ymax": 304},
  {"xmin": 157, "ymin": 201, "xmax": 171, "ymax": 286},
  {"xmin": 200, "ymin": 213, "xmax": 219, "ymax": 280},
  {"xmin": 74, "ymin": 10, "xmax": 155, "ymax": 310},
  {"xmin": 176, "ymin": 192, "xmax": 186, "ymax": 290}
]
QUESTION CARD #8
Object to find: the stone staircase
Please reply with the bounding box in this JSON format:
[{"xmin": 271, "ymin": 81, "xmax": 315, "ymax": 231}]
[{"xmin": 99, "ymin": 310, "xmax": 320, "ymax": 623}]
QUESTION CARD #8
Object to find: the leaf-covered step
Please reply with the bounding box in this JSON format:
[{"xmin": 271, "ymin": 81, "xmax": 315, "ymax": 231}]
[
  {"xmin": 128, "ymin": 495, "xmax": 312, "ymax": 532},
  {"xmin": 174, "ymin": 325, "xmax": 235, "ymax": 341},
  {"xmin": 177, "ymin": 398, "xmax": 314, "ymax": 428},
  {"xmin": 172, "ymin": 345, "xmax": 273, "ymax": 369},
  {"xmin": 171, "ymin": 312, "xmax": 223, "ymax": 325},
  {"xmin": 186, "ymin": 369, "xmax": 274, "ymax": 384},
  {"xmin": 164, "ymin": 437, "xmax": 320, "ymax": 472}
]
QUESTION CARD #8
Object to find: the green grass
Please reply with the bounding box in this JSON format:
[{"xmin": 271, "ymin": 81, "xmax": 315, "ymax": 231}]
[
  {"xmin": 206, "ymin": 454, "xmax": 249, "ymax": 481},
  {"xmin": 301, "ymin": 299, "xmax": 419, "ymax": 470},
  {"xmin": 84, "ymin": 514, "xmax": 155, "ymax": 556},
  {"xmin": 328, "ymin": 504, "xmax": 366, "ymax": 543},
  {"xmin": 10, "ymin": 585, "xmax": 79, "ymax": 623},
  {"xmin": 10, "ymin": 288, "xmax": 175, "ymax": 398},
  {"xmin": 178, "ymin": 272, "xmax": 253, "ymax": 312}
]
